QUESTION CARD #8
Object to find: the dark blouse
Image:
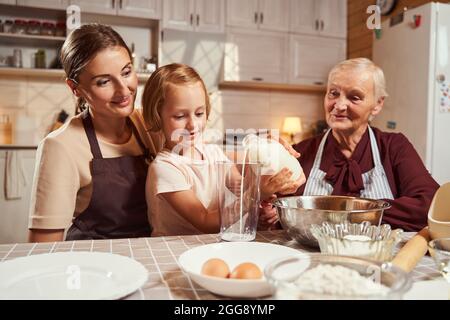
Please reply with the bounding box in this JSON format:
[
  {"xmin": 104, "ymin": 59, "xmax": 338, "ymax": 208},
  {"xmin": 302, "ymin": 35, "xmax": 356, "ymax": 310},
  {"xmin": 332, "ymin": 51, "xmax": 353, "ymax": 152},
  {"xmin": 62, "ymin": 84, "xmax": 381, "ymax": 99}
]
[{"xmin": 292, "ymin": 127, "xmax": 439, "ymax": 231}]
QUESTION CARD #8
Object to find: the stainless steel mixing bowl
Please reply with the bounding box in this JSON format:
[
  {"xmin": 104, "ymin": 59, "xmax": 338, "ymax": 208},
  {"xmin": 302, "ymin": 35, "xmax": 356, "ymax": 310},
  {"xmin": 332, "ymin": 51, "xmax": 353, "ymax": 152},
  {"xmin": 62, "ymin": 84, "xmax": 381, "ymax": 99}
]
[{"xmin": 273, "ymin": 196, "xmax": 391, "ymax": 247}]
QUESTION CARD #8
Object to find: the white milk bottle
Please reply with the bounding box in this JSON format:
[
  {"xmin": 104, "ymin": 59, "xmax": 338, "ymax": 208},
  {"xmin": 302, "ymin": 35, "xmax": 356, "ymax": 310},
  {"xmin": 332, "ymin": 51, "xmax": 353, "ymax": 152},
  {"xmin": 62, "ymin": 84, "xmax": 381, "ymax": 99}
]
[{"xmin": 242, "ymin": 134, "xmax": 303, "ymax": 181}]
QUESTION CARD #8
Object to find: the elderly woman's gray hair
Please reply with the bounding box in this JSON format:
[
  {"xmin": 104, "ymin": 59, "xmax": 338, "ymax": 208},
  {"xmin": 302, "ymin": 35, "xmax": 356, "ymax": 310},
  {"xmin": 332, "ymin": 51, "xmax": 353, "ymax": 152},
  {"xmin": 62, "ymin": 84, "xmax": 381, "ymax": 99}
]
[{"xmin": 328, "ymin": 58, "xmax": 388, "ymax": 100}]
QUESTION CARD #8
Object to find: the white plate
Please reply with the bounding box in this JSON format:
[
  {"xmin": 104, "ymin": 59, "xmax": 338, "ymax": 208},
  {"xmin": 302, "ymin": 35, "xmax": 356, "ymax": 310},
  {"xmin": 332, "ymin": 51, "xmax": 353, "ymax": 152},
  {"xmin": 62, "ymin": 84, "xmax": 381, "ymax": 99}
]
[
  {"xmin": 178, "ymin": 242, "xmax": 307, "ymax": 298},
  {"xmin": 404, "ymin": 278, "xmax": 449, "ymax": 300},
  {"xmin": 0, "ymin": 252, "xmax": 148, "ymax": 300}
]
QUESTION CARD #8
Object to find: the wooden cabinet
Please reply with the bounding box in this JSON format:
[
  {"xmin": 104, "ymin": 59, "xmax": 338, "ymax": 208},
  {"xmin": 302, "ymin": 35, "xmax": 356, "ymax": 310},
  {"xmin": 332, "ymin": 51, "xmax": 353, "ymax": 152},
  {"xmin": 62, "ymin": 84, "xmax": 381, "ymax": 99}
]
[
  {"xmin": 289, "ymin": 34, "xmax": 346, "ymax": 85},
  {"xmin": 163, "ymin": 0, "xmax": 224, "ymax": 33},
  {"xmin": 290, "ymin": 0, "xmax": 346, "ymax": 38},
  {"xmin": 118, "ymin": 0, "xmax": 161, "ymax": 19},
  {"xmin": 69, "ymin": 0, "xmax": 116, "ymax": 15},
  {"xmin": 0, "ymin": 0, "xmax": 17, "ymax": 4},
  {"xmin": 223, "ymin": 28, "xmax": 288, "ymax": 83},
  {"xmin": 226, "ymin": 0, "xmax": 289, "ymax": 32},
  {"xmin": 16, "ymin": 0, "xmax": 69, "ymax": 9},
  {"xmin": 70, "ymin": 0, "xmax": 161, "ymax": 19}
]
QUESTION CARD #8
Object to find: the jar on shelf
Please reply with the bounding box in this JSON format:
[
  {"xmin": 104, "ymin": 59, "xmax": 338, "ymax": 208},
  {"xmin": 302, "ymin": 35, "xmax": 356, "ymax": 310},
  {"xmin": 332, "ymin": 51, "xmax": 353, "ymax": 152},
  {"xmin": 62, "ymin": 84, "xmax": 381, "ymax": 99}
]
[
  {"xmin": 41, "ymin": 22, "xmax": 56, "ymax": 36},
  {"xmin": 55, "ymin": 22, "xmax": 66, "ymax": 37},
  {"xmin": 34, "ymin": 49, "xmax": 46, "ymax": 69},
  {"xmin": 27, "ymin": 20, "xmax": 41, "ymax": 35},
  {"xmin": 3, "ymin": 20, "xmax": 14, "ymax": 33},
  {"xmin": 13, "ymin": 19, "xmax": 27, "ymax": 34}
]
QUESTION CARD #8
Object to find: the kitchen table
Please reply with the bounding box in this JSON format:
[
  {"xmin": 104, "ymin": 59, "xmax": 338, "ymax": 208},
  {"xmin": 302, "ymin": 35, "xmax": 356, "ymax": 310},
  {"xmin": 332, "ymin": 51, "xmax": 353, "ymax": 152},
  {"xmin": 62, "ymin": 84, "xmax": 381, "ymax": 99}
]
[{"xmin": 0, "ymin": 230, "xmax": 442, "ymax": 300}]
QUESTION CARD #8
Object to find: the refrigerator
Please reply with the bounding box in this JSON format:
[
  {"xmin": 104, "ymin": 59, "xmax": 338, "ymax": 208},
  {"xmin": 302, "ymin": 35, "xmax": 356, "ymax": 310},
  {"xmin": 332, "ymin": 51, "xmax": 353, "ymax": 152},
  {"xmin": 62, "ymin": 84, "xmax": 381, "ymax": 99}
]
[{"xmin": 372, "ymin": 2, "xmax": 450, "ymax": 185}]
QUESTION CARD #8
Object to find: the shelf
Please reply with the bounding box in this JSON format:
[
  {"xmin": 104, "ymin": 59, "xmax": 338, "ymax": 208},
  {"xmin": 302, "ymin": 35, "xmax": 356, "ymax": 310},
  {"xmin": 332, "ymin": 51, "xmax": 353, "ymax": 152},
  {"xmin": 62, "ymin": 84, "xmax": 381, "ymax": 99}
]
[
  {"xmin": 0, "ymin": 32, "xmax": 65, "ymax": 46},
  {"xmin": 0, "ymin": 144, "xmax": 37, "ymax": 150},
  {"xmin": 0, "ymin": 67, "xmax": 152, "ymax": 83},
  {"xmin": 218, "ymin": 81, "xmax": 327, "ymax": 94}
]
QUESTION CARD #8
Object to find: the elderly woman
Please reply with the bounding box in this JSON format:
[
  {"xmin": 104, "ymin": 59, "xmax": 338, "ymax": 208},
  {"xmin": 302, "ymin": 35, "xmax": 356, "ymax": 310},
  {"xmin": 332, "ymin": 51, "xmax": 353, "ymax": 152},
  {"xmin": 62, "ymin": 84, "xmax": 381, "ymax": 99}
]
[{"xmin": 260, "ymin": 58, "xmax": 439, "ymax": 232}]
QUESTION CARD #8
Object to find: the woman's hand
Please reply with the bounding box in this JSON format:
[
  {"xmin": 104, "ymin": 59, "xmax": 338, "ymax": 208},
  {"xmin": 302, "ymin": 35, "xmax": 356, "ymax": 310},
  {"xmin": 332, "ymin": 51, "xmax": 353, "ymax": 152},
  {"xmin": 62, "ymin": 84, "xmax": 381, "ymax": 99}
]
[
  {"xmin": 260, "ymin": 168, "xmax": 306, "ymax": 200},
  {"xmin": 268, "ymin": 134, "xmax": 301, "ymax": 158},
  {"xmin": 258, "ymin": 198, "xmax": 280, "ymax": 230}
]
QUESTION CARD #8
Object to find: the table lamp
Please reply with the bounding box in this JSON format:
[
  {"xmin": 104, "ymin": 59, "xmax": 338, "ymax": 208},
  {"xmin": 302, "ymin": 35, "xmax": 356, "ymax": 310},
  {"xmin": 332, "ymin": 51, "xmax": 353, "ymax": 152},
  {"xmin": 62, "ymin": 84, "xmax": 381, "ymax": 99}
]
[{"xmin": 282, "ymin": 116, "xmax": 302, "ymax": 144}]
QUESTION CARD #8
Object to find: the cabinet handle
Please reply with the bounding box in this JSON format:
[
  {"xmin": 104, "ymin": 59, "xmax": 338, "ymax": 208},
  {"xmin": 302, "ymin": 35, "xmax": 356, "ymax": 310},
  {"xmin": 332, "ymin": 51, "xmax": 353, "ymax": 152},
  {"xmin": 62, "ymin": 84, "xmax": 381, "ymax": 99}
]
[
  {"xmin": 197, "ymin": 14, "xmax": 199, "ymax": 26},
  {"xmin": 314, "ymin": 81, "xmax": 324, "ymax": 85},
  {"xmin": 254, "ymin": 12, "xmax": 258, "ymax": 24},
  {"xmin": 315, "ymin": 19, "xmax": 319, "ymax": 30},
  {"xmin": 161, "ymin": 30, "xmax": 164, "ymax": 42},
  {"xmin": 252, "ymin": 77, "xmax": 263, "ymax": 81},
  {"xmin": 119, "ymin": 0, "xmax": 122, "ymax": 9},
  {"xmin": 112, "ymin": 0, "xmax": 115, "ymax": 9},
  {"xmin": 260, "ymin": 12, "xmax": 263, "ymax": 24},
  {"xmin": 320, "ymin": 20, "xmax": 324, "ymax": 31},
  {"xmin": 190, "ymin": 13, "xmax": 193, "ymax": 25}
]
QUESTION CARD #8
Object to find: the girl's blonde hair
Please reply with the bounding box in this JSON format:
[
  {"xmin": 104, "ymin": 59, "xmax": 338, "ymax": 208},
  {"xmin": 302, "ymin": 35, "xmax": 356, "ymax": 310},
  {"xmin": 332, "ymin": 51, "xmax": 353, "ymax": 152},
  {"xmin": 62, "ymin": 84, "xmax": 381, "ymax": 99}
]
[
  {"xmin": 142, "ymin": 63, "xmax": 211, "ymax": 132},
  {"xmin": 328, "ymin": 58, "xmax": 388, "ymax": 100}
]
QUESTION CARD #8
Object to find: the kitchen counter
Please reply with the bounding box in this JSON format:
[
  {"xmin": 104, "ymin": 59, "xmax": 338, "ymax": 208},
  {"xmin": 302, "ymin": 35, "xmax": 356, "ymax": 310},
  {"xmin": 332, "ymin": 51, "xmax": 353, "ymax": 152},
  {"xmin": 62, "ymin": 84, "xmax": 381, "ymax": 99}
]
[{"xmin": 0, "ymin": 230, "xmax": 441, "ymax": 300}]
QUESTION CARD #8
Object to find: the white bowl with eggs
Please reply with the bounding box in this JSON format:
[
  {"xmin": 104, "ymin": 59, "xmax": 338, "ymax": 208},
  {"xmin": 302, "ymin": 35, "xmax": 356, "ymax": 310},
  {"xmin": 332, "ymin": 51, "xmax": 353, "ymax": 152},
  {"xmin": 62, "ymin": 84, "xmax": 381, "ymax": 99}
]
[{"xmin": 178, "ymin": 242, "xmax": 305, "ymax": 298}]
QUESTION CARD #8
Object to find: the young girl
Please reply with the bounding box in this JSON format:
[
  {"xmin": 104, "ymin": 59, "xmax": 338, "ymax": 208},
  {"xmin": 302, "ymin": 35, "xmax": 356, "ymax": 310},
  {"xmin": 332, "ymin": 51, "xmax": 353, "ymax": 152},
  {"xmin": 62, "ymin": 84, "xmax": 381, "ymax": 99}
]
[{"xmin": 142, "ymin": 63, "xmax": 300, "ymax": 236}]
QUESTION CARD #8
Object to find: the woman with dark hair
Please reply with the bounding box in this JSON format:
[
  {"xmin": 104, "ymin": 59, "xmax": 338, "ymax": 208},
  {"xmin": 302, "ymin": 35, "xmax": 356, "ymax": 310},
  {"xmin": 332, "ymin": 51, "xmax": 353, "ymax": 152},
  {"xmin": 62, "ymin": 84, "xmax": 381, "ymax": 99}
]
[{"xmin": 28, "ymin": 23, "xmax": 162, "ymax": 242}]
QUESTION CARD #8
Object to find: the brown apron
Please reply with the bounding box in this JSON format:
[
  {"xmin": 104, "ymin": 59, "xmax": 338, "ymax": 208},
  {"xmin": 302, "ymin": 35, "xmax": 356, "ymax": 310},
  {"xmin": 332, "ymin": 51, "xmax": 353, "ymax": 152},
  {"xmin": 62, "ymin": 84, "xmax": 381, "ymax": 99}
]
[{"xmin": 66, "ymin": 111, "xmax": 153, "ymax": 240}]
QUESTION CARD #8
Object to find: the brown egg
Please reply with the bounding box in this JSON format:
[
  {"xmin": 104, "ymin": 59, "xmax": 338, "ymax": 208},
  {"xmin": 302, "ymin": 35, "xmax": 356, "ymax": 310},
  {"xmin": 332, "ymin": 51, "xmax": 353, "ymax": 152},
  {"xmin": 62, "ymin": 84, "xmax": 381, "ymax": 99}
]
[
  {"xmin": 230, "ymin": 262, "xmax": 262, "ymax": 280},
  {"xmin": 201, "ymin": 258, "xmax": 230, "ymax": 278}
]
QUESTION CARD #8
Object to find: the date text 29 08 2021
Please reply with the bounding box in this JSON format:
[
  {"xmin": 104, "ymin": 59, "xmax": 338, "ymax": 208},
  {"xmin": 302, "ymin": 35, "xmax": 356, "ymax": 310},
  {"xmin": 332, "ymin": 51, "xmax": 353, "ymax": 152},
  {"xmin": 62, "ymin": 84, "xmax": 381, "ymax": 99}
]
[{"xmin": 174, "ymin": 304, "xmax": 275, "ymax": 317}]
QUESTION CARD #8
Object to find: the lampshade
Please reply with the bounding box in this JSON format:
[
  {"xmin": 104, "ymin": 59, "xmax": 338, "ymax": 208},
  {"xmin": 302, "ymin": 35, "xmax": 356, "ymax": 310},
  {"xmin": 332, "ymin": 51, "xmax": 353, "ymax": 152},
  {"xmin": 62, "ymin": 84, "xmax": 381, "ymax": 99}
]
[{"xmin": 282, "ymin": 117, "xmax": 302, "ymax": 135}]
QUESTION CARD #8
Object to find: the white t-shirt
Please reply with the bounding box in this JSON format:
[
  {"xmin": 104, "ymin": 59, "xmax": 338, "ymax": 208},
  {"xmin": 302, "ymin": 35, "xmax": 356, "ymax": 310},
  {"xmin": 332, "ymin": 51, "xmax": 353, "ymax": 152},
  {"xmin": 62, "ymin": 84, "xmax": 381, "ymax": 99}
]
[{"xmin": 146, "ymin": 144, "xmax": 230, "ymax": 236}]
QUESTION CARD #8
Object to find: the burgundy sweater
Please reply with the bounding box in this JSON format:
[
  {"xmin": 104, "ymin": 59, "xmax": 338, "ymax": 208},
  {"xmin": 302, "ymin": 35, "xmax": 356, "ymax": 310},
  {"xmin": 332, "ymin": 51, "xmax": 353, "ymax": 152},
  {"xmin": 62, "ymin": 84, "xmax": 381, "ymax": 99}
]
[{"xmin": 292, "ymin": 127, "xmax": 439, "ymax": 231}]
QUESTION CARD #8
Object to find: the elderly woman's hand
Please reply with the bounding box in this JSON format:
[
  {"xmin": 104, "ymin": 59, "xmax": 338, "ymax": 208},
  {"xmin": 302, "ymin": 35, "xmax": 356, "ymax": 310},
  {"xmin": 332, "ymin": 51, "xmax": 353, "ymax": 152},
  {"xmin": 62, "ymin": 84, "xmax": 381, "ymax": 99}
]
[{"xmin": 268, "ymin": 134, "xmax": 301, "ymax": 158}]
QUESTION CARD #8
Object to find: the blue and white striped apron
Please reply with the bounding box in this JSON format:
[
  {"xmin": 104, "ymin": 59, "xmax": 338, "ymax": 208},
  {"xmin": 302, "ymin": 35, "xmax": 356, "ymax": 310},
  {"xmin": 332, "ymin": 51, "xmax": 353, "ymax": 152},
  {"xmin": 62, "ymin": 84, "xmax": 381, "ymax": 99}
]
[{"xmin": 303, "ymin": 127, "xmax": 394, "ymax": 199}]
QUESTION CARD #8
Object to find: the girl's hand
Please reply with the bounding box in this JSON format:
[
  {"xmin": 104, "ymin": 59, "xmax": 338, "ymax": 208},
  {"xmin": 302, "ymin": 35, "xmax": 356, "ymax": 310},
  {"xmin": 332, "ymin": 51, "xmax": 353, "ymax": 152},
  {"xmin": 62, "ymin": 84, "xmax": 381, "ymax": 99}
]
[
  {"xmin": 258, "ymin": 199, "xmax": 280, "ymax": 230},
  {"xmin": 260, "ymin": 167, "xmax": 307, "ymax": 199},
  {"xmin": 260, "ymin": 168, "xmax": 293, "ymax": 200}
]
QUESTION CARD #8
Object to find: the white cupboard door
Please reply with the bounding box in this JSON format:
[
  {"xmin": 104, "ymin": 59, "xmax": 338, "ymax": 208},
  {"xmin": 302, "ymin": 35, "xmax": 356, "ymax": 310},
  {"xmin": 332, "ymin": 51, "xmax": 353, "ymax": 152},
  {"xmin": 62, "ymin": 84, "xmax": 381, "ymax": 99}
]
[
  {"xmin": 224, "ymin": 28, "xmax": 288, "ymax": 83},
  {"xmin": 163, "ymin": 0, "xmax": 195, "ymax": 31},
  {"xmin": 118, "ymin": 0, "xmax": 161, "ymax": 19},
  {"xmin": 17, "ymin": 0, "xmax": 69, "ymax": 9},
  {"xmin": 318, "ymin": 0, "xmax": 346, "ymax": 38},
  {"xmin": 289, "ymin": 0, "xmax": 318, "ymax": 35},
  {"xmin": 289, "ymin": 34, "xmax": 346, "ymax": 85},
  {"xmin": 195, "ymin": 0, "xmax": 224, "ymax": 33},
  {"xmin": 258, "ymin": 0, "xmax": 289, "ymax": 32},
  {"xmin": 226, "ymin": 0, "xmax": 258, "ymax": 30},
  {"xmin": 70, "ymin": 0, "xmax": 117, "ymax": 15},
  {"xmin": 0, "ymin": 0, "xmax": 15, "ymax": 4}
]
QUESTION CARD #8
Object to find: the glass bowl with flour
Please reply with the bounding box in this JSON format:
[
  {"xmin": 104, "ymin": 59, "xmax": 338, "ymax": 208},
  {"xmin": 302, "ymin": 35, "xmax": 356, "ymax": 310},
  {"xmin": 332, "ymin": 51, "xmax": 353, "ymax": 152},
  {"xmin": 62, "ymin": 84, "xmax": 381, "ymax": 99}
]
[
  {"xmin": 264, "ymin": 254, "xmax": 411, "ymax": 300},
  {"xmin": 310, "ymin": 221, "xmax": 403, "ymax": 262}
]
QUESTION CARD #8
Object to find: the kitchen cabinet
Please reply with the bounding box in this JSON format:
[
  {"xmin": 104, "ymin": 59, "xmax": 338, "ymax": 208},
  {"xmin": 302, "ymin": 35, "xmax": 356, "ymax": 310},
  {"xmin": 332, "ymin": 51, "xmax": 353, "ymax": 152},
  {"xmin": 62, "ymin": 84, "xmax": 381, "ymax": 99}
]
[
  {"xmin": 162, "ymin": 0, "xmax": 224, "ymax": 33},
  {"xmin": 70, "ymin": 0, "xmax": 161, "ymax": 19},
  {"xmin": 290, "ymin": 0, "xmax": 346, "ymax": 39},
  {"xmin": 289, "ymin": 34, "xmax": 346, "ymax": 85},
  {"xmin": 0, "ymin": 0, "xmax": 16, "ymax": 4},
  {"xmin": 226, "ymin": 0, "xmax": 289, "ymax": 32},
  {"xmin": 223, "ymin": 28, "xmax": 288, "ymax": 83},
  {"xmin": 17, "ymin": 0, "xmax": 69, "ymax": 10}
]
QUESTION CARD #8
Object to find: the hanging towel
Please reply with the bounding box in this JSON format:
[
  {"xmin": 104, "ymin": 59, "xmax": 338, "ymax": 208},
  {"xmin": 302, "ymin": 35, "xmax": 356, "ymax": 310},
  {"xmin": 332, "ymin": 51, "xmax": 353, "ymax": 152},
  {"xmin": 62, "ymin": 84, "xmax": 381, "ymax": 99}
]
[{"xmin": 4, "ymin": 151, "xmax": 28, "ymax": 200}]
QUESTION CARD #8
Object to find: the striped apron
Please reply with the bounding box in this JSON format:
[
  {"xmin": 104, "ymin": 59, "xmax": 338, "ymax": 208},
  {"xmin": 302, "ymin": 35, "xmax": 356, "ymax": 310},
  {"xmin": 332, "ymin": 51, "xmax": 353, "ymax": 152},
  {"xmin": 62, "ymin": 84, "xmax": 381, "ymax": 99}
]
[{"xmin": 303, "ymin": 127, "xmax": 394, "ymax": 199}]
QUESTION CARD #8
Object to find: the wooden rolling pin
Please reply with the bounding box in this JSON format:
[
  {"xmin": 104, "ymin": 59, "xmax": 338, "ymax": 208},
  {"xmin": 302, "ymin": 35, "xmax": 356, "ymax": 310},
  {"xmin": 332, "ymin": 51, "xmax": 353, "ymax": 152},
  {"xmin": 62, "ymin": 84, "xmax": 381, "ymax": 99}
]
[{"xmin": 391, "ymin": 227, "xmax": 430, "ymax": 273}]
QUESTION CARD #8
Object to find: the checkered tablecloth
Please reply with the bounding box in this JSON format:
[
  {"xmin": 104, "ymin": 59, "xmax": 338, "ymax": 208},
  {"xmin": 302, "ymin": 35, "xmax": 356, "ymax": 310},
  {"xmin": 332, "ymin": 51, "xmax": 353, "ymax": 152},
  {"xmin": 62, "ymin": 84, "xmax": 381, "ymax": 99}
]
[{"xmin": 0, "ymin": 230, "xmax": 441, "ymax": 300}]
